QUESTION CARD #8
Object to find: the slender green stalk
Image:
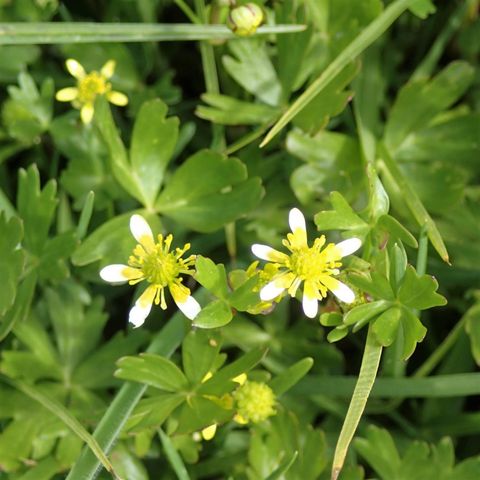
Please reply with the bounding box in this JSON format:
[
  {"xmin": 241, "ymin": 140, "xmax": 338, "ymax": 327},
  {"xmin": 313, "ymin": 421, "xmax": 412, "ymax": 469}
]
[
  {"xmin": 174, "ymin": 0, "xmax": 201, "ymax": 24},
  {"xmin": 293, "ymin": 372, "xmax": 480, "ymax": 398},
  {"xmin": 331, "ymin": 325, "xmax": 382, "ymax": 480},
  {"xmin": 66, "ymin": 316, "xmax": 188, "ymax": 480},
  {"xmin": 411, "ymin": 2, "xmax": 468, "ymax": 81},
  {"xmin": 1, "ymin": 376, "xmax": 116, "ymax": 477},
  {"xmin": 260, "ymin": 0, "xmax": 418, "ymax": 147},
  {"xmin": 0, "ymin": 23, "xmax": 305, "ymax": 44},
  {"xmin": 378, "ymin": 144, "xmax": 449, "ymax": 263},
  {"xmin": 159, "ymin": 429, "xmax": 191, "ymax": 480}
]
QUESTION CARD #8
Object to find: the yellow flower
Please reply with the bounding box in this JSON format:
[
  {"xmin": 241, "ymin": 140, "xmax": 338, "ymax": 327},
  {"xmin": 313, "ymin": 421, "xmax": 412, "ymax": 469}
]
[
  {"xmin": 234, "ymin": 381, "xmax": 276, "ymax": 424},
  {"xmin": 251, "ymin": 208, "xmax": 361, "ymax": 319},
  {"xmin": 227, "ymin": 3, "xmax": 264, "ymax": 36},
  {"xmin": 56, "ymin": 58, "xmax": 128, "ymax": 124},
  {"xmin": 100, "ymin": 214, "xmax": 200, "ymax": 327}
]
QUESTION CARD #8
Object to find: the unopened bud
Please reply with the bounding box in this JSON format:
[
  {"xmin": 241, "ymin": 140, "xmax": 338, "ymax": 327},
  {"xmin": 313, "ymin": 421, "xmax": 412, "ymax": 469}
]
[{"xmin": 227, "ymin": 3, "xmax": 264, "ymax": 36}]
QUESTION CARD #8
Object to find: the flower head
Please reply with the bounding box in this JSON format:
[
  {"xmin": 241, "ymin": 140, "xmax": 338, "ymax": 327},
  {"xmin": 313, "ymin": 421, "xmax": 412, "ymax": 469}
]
[
  {"xmin": 251, "ymin": 208, "xmax": 361, "ymax": 319},
  {"xmin": 56, "ymin": 59, "xmax": 128, "ymax": 124},
  {"xmin": 227, "ymin": 3, "xmax": 264, "ymax": 36},
  {"xmin": 100, "ymin": 214, "xmax": 200, "ymax": 327},
  {"xmin": 234, "ymin": 381, "xmax": 276, "ymax": 424}
]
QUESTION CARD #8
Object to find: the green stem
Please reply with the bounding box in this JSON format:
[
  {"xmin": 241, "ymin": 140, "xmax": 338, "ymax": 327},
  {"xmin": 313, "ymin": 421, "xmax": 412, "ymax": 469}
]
[
  {"xmin": 413, "ymin": 316, "xmax": 467, "ymax": 378},
  {"xmin": 66, "ymin": 315, "xmax": 188, "ymax": 480},
  {"xmin": 174, "ymin": 0, "xmax": 201, "ymax": 24},
  {"xmin": 411, "ymin": 2, "xmax": 468, "ymax": 81},
  {"xmin": 378, "ymin": 143, "xmax": 449, "ymax": 263},
  {"xmin": 0, "ymin": 23, "xmax": 304, "ymax": 44},
  {"xmin": 331, "ymin": 325, "xmax": 382, "ymax": 480},
  {"xmin": 261, "ymin": 0, "xmax": 418, "ymax": 147}
]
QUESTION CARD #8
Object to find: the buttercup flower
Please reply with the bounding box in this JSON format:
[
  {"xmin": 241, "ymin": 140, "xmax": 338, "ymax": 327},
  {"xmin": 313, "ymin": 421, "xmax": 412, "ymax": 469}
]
[
  {"xmin": 100, "ymin": 214, "xmax": 200, "ymax": 328},
  {"xmin": 251, "ymin": 208, "xmax": 361, "ymax": 319},
  {"xmin": 56, "ymin": 58, "xmax": 128, "ymax": 124},
  {"xmin": 227, "ymin": 3, "xmax": 264, "ymax": 36}
]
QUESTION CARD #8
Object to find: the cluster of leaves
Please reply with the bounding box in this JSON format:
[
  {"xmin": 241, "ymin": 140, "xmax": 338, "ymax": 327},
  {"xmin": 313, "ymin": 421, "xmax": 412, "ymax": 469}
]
[{"xmin": 1, "ymin": 1, "xmax": 480, "ymax": 480}]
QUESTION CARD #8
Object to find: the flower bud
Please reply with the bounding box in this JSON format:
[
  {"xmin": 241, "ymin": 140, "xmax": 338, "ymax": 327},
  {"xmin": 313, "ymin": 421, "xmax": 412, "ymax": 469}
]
[{"xmin": 227, "ymin": 3, "xmax": 264, "ymax": 36}]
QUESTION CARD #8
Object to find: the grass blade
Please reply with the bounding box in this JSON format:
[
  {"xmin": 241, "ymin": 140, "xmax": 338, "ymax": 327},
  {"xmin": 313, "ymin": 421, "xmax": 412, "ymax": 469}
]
[{"xmin": 260, "ymin": 0, "xmax": 417, "ymax": 147}]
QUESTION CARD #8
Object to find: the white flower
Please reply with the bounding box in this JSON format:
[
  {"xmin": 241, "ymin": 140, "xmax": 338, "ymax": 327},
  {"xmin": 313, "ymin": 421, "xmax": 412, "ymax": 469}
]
[
  {"xmin": 251, "ymin": 208, "xmax": 361, "ymax": 318},
  {"xmin": 100, "ymin": 214, "xmax": 200, "ymax": 327}
]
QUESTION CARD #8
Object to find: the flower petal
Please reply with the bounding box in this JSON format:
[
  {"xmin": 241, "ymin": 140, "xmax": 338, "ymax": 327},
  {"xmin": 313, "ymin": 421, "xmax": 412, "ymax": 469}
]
[
  {"xmin": 302, "ymin": 294, "xmax": 318, "ymax": 318},
  {"xmin": 288, "ymin": 208, "xmax": 308, "ymax": 248},
  {"xmin": 251, "ymin": 244, "xmax": 287, "ymax": 262},
  {"xmin": 66, "ymin": 59, "xmax": 86, "ymax": 79},
  {"xmin": 331, "ymin": 280, "xmax": 355, "ymax": 304},
  {"xmin": 129, "ymin": 286, "xmax": 157, "ymax": 327},
  {"xmin": 260, "ymin": 280, "xmax": 286, "ymax": 301},
  {"xmin": 173, "ymin": 293, "xmax": 201, "ymax": 320},
  {"xmin": 99, "ymin": 264, "xmax": 142, "ymax": 283},
  {"xmin": 107, "ymin": 90, "xmax": 128, "ymax": 106},
  {"xmin": 55, "ymin": 87, "xmax": 79, "ymax": 102},
  {"xmin": 201, "ymin": 424, "xmax": 217, "ymax": 441},
  {"xmin": 130, "ymin": 214, "xmax": 155, "ymax": 251},
  {"xmin": 101, "ymin": 59, "xmax": 116, "ymax": 78},
  {"xmin": 80, "ymin": 103, "xmax": 94, "ymax": 124},
  {"xmin": 336, "ymin": 238, "xmax": 362, "ymax": 257}
]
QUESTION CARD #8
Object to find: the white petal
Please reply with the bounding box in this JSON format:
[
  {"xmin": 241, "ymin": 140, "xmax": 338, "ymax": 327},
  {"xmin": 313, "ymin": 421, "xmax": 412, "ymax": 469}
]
[
  {"xmin": 289, "ymin": 208, "xmax": 306, "ymax": 233},
  {"xmin": 99, "ymin": 264, "xmax": 129, "ymax": 283},
  {"xmin": 128, "ymin": 303, "xmax": 152, "ymax": 328},
  {"xmin": 302, "ymin": 294, "xmax": 318, "ymax": 318},
  {"xmin": 175, "ymin": 295, "xmax": 201, "ymax": 320},
  {"xmin": 66, "ymin": 58, "xmax": 85, "ymax": 79},
  {"xmin": 260, "ymin": 281, "xmax": 286, "ymax": 301},
  {"xmin": 336, "ymin": 238, "xmax": 362, "ymax": 257},
  {"xmin": 251, "ymin": 244, "xmax": 284, "ymax": 262},
  {"xmin": 331, "ymin": 281, "xmax": 355, "ymax": 304},
  {"xmin": 80, "ymin": 104, "xmax": 94, "ymax": 124},
  {"xmin": 130, "ymin": 214, "xmax": 154, "ymax": 246},
  {"xmin": 101, "ymin": 59, "xmax": 116, "ymax": 78}
]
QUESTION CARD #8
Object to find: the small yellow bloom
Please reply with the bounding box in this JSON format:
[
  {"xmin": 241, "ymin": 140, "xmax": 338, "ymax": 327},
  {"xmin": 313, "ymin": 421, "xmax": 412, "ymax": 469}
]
[
  {"xmin": 100, "ymin": 214, "xmax": 200, "ymax": 327},
  {"xmin": 252, "ymin": 208, "xmax": 361, "ymax": 319},
  {"xmin": 227, "ymin": 3, "xmax": 264, "ymax": 36},
  {"xmin": 56, "ymin": 58, "xmax": 128, "ymax": 124},
  {"xmin": 234, "ymin": 381, "xmax": 276, "ymax": 424}
]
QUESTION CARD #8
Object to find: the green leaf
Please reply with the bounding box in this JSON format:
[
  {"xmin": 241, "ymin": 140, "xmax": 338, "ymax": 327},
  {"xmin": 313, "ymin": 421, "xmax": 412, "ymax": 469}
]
[
  {"xmin": 314, "ymin": 191, "xmax": 368, "ymax": 234},
  {"xmin": 293, "ymin": 61, "xmax": 360, "ymax": 134},
  {"xmin": 409, "ymin": 0, "xmax": 436, "ymax": 19},
  {"xmin": 261, "ymin": 0, "xmax": 416, "ymax": 146},
  {"xmin": 116, "ymin": 353, "xmax": 189, "ymax": 392},
  {"xmin": 228, "ymin": 275, "xmax": 261, "ymax": 312},
  {"xmin": 372, "ymin": 307, "xmax": 402, "ymax": 347},
  {"xmin": 159, "ymin": 429, "xmax": 191, "ymax": 480},
  {"xmin": 3, "ymin": 376, "xmax": 115, "ymax": 475},
  {"xmin": 192, "ymin": 299, "xmax": 233, "ymax": 329},
  {"xmin": 327, "ymin": 326, "xmax": 349, "ymax": 343},
  {"xmin": 398, "ymin": 265, "xmax": 447, "ymax": 310},
  {"xmin": 196, "ymin": 93, "xmax": 278, "ymax": 125},
  {"xmin": 182, "ymin": 329, "xmax": 221, "ymax": 384},
  {"xmin": 95, "ymin": 99, "xmax": 145, "ymax": 205},
  {"xmin": 17, "ymin": 165, "xmax": 57, "ymax": 255},
  {"xmin": 385, "ymin": 61, "xmax": 475, "ymax": 153},
  {"xmin": 343, "ymin": 300, "xmax": 392, "ymax": 327},
  {"xmin": 155, "ymin": 150, "xmax": 263, "ymax": 232},
  {"xmin": 222, "ymin": 39, "xmax": 281, "ymax": 106},
  {"xmin": 377, "ymin": 214, "xmax": 418, "ymax": 248},
  {"xmin": 0, "ymin": 213, "xmax": 25, "ymax": 316},
  {"xmin": 198, "ymin": 347, "xmax": 267, "ymax": 396},
  {"xmin": 126, "ymin": 394, "xmax": 185, "ymax": 432},
  {"xmin": 269, "ymin": 358, "xmax": 314, "ymax": 396},
  {"xmin": 400, "ymin": 307, "xmax": 427, "ymax": 359},
  {"xmin": 348, "ymin": 273, "xmax": 395, "ymax": 302},
  {"xmin": 465, "ymin": 302, "xmax": 480, "ymax": 366},
  {"xmin": 0, "ymin": 272, "xmax": 36, "ymax": 342},
  {"xmin": 265, "ymin": 451, "xmax": 299, "ymax": 480},
  {"xmin": 194, "ymin": 256, "xmax": 229, "ymax": 299},
  {"xmin": 130, "ymin": 99, "xmax": 179, "ymax": 207}
]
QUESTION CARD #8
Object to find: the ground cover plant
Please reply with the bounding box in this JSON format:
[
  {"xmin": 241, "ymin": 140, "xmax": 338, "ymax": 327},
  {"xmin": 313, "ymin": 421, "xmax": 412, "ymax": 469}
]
[{"xmin": 1, "ymin": 0, "xmax": 480, "ymax": 479}]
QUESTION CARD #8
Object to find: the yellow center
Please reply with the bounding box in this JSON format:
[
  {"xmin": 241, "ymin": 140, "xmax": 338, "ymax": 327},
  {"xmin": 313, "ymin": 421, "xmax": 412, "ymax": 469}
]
[
  {"xmin": 128, "ymin": 235, "xmax": 195, "ymax": 289},
  {"xmin": 77, "ymin": 72, "xmax": 110, "ymax": 104},
  {"xmin": 285, "ymin": 239, "xmax": 342, "ymax": 282}
]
